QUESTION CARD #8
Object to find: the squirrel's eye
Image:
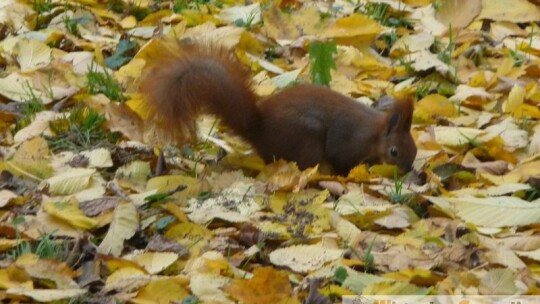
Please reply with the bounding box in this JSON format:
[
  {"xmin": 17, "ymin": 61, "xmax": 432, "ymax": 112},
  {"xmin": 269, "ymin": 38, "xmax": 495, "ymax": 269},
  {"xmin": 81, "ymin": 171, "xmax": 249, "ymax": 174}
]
[{"xmin": 389, "ymin": 146, "xmax": 398, "ymax": 157}]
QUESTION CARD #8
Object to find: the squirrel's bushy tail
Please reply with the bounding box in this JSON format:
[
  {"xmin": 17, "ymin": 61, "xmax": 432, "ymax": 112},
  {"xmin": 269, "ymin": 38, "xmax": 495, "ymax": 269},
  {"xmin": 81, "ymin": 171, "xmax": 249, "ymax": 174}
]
[{"xmin": 139, "ymin": 40, "xmax": 260, "ymax": 144}]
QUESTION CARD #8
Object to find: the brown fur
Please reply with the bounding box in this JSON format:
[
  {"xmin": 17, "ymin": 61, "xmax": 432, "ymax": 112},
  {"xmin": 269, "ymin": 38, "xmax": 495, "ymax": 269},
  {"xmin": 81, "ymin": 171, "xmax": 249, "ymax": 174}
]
[{"xmin": 139, "ymin": 41, "xmax": 417, "ymax": 175}]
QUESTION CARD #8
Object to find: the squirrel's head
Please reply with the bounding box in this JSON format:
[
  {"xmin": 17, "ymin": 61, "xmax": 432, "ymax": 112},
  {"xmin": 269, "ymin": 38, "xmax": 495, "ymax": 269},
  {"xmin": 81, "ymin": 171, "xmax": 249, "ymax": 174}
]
[{"xmin": 375, "ymin": 96, "xmax": 417, "ymax": 172}]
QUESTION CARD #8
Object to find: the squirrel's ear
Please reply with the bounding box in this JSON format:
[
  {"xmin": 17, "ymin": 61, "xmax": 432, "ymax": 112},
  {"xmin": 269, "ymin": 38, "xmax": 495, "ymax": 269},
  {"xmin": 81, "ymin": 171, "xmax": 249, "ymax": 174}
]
[
  {"xmin": 397, "ymin": 97, "xmax": 414, "ymax": 131},
  {"xmin": 373, "ymin": 95, "xmax": 395, "ymax": 112},
  {"xmin": 386, "ymin": 112, "xmax": 401, "ymax": 136}
]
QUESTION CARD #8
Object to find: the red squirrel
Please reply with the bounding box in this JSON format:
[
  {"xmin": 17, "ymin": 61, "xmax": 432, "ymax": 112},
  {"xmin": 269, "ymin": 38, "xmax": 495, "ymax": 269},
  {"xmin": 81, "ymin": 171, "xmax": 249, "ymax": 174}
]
[{"xmin": 139, "ymin": 41, "xmax": 417, "ymax": 175}]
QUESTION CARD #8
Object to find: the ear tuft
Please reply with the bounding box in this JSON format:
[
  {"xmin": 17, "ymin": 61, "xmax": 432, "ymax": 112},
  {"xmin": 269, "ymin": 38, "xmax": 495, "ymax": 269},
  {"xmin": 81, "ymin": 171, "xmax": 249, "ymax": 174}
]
[{"xmin": 386, "ymin": 112, "xmax": 401, "ymax": 135}]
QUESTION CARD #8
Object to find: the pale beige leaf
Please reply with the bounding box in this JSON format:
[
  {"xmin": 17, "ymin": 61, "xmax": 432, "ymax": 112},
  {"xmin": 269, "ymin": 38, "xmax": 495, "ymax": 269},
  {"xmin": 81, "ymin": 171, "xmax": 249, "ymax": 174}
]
[
  {"xmin": 115, "ymin": 160, "xmax": 151, "ymax": 192},
  {"xmin": 103, "ymin": 267, "xmax": 151, "ymax": 293},
  {"xmin": 426, "ymin": 195, "xmax": 540, "ymax": 227},
  {"xmin": 218, "ymin": 3, "xmax": 261, "ymax": 25},
  {"xmin": 409, "ymin": 5, "xmax": 447, "ymax": 36},
  {"xmin": 80, "ymin": 148, "xmax": 113, "ymax": 168},
  {"xmin": 516, "ymin": 249, "xmax": 540, "ymax": 262},
  {"xmin": 409, "ymin": 50, "xmax": 450, "ymax": 75},
  {"xmin": 269, "ymin": 244, "xmax": 343, "ymax": 273},
  {"xmin": 0, "ymin": 73, "xmax": 53, "ymax": 104},
  {"xmin": 44, "ymin": 168, "xmax": 96, "ymax": 196},
  {"xmin": 126, "ymin": 252, "xmax": 179, "ymax": 274},
  {"xmin": 335, "ymin": 188, "xmax": 392, "ymax": 215},
  {"xmin": 15, "ymin": 254, "xmax": 79, "ymax": 289},
  {"xmin": 97, "ymin": 201, "xmax": 139, "ymax": 257},
  {"xmin": 6, "ymin": 288, "xmax": 87, "ymax": 302},
  {"xmin": 16, "ymin": 39, "xmax": 52, "ymax": 72},
  {"xmin": 190, "ymin": 273, "xmax": 234, "ymax": 304},
  {"xmin": 484, "ymin": 117, "xmax": 528, "ymax": 151},
  {"xmin": 390, "ymin": 32, "xmax": 434, "ymax": 56},
  {"xmin": 14, "ymin": 111, "xmax": 62, "ymax": 143},
  {"xmin": 433, "ymin": 126, "xmax": 487, "ymax": 147},
  {"xmin": 0, "ymin": 190, "xmax": 17, "ymax": 208},
  {"xmin": 185, "ymin": 24, "xmax": 244, "ymax": 50},
  {"xmin": 374, "ymin": 206, "xmax": 419, "ymax": 229},
  {"xmin": 60, "ymin": 52, "xmax": 102, "ymax": 75},
  {"xmin": 186, "ymin": 182, "xmax": 261, "ymax": 224},
  {"xmin": 479, "ymin": 269, "xmax": 518, "ymax": 294},
  {"xmin": 479, "ymin": 0, "xmax": 540, "ymax": 22},
  {"xmin": 435, "ymin": 0, "xmax": 482, "ymax": 28},
  {"xmin": 449, "ymin": 84, "xmax": 493, "ymax": 102},
  {"xmin": 450, "ymin": 183, "xmax": 531, "ymax": 197}
]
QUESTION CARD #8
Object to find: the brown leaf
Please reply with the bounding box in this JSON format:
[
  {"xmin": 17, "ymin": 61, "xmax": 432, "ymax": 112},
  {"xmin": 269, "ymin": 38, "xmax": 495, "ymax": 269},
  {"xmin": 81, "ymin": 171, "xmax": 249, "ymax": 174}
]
[
  {"xmin": 225, "ymin": 267, "xmax": 300, "ymax": 304},
  {"xmin": 146, "ymin": 234, "xmax": 189, "ymax": 257},
  {"xmin": 79, "ymin": 197, "xmax": 120, "ymax": 217}
]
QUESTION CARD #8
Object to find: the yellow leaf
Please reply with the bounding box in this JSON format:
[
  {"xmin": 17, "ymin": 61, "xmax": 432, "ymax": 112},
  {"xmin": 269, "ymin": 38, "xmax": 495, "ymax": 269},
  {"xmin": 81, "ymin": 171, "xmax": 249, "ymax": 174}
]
[
  {"xmin": 256, "ymin": 221, "xmax": 291, "ymax": 239},
  {"xmin": 43, "ymin": 200, "xmax": 97, "ymax": 230},
  {"xmin": 269, "ymin": 192, "xmax": 288, "ymax": 214},
  {"xmin": 97, "ymin": 202, "xmax": 139, "ymax": 257},
  {"xmin": 370, "ymin": 164, "xmax": 399, "ymax": 178},
  {"xmin": 104, "ymin": 257, "xmax": 144, "ymax": 272},
  {"xmin": 469, "ymin": 71, "xmax": 486, "ymax": 87},
  {"xmin": 511, "ymin": 104, "xmax": 540, "ymax": 120},
  {"xmin": 10, "ymin": 136, "xmax": 52, "ymax": 180},
  {"xmin": 414, "ymin": 94, "xmax": 458, "ymax": 123},
  {"xmin": 222, "ymin": 152, "xmax": 266, "ymax": 171},
  {"xmin": 225, "ymin": 267, "xmax": 301, "ymax": 304},
  {"xmin": 165, "ymin": 222, "xmax": 212, "ymax": 255},
  {"xmin": 164, "ymin": 202, "xmax": 190, "ymax": 222},
  {"xmin": 258, "ymin": 160, "xmax": 318, "ymax": 192},
  {"xmin": 384, "ymin": 269, "xmax": 443, "ymax": 286},
  {"xmin": 131, "ymin": 277, "xmax": 190, "ymax": 304},
  {"xmin": 483, "ymin": 160, "xmax": 540, "ymax": 185},
  {"xmin": 0, "ymin": 238, "xmax": 21, "ymax": 252},
  {"xmin": 322, "ymin": 14, "xmax": 383, "ymax": 40},
  {"xmin": 318, "ymin": 284, "xmax": 356, "ymax": 297},
  {"xmin": 503, "ymin": 84, "xmax": 526, "ymax": 113},
  {"xmin": 116, "ymin": 59, "xmax": 145, "ymax": 88},
  {"xmin": 0, "ymin": 266, "xmax": 33, "ymax": 290},
  {"xmin": 146, "ymin": 175, "xmax": 202, "ymax": 201},
  {"xmin": 120, "ymin": 15, "xmax": 137, "ymax": 29},
  {"xmin": 363, "ymin": 281, "xmax": 430, "ymax": 295}
]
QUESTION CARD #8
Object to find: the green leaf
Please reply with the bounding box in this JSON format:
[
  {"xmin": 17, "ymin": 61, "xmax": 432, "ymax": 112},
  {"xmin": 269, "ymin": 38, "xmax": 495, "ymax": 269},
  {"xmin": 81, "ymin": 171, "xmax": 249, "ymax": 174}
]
[
  {"xmin": 334, "ymin": 267, "xmax": 348, "ymax": 284},
  {"xmin": 309, "ymin": 41, "xmax": 337, "ymax": 86},
  {"xmin": 105, "ymin": 39, "xmax": 137, "ymax": 70}
]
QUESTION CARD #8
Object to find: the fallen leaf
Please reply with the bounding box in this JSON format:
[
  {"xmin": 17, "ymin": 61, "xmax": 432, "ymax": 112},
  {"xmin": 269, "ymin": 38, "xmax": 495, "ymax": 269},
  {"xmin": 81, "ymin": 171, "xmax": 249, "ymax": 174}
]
[
  {"xmin": 43, "ymin": 199, "xmax": 98, "ymax": 230},
  {"xmin": 269, "ymin": 244, "xmax": 343, "ymax": 273},
  {"xmin": 15, "ymin": 39, "xmax": 52, "ymax": 72},
  {"xmin": 478, "ymin": 0, "xmax": 540, "ymax": 22},
  {"xmin": 225, "ymin": 267, "xmax": 300, "ymax": 304},
  {"xmin": 97, "ymin": 201, "xmax": 139, "ymax": 257},
  {"xmin": 43, "ymin": 168, "xmax": 96, "ymax": 196},
  {"xmin": 435, "ymin": 0, "xmax": 482, "ymax": 28}
]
